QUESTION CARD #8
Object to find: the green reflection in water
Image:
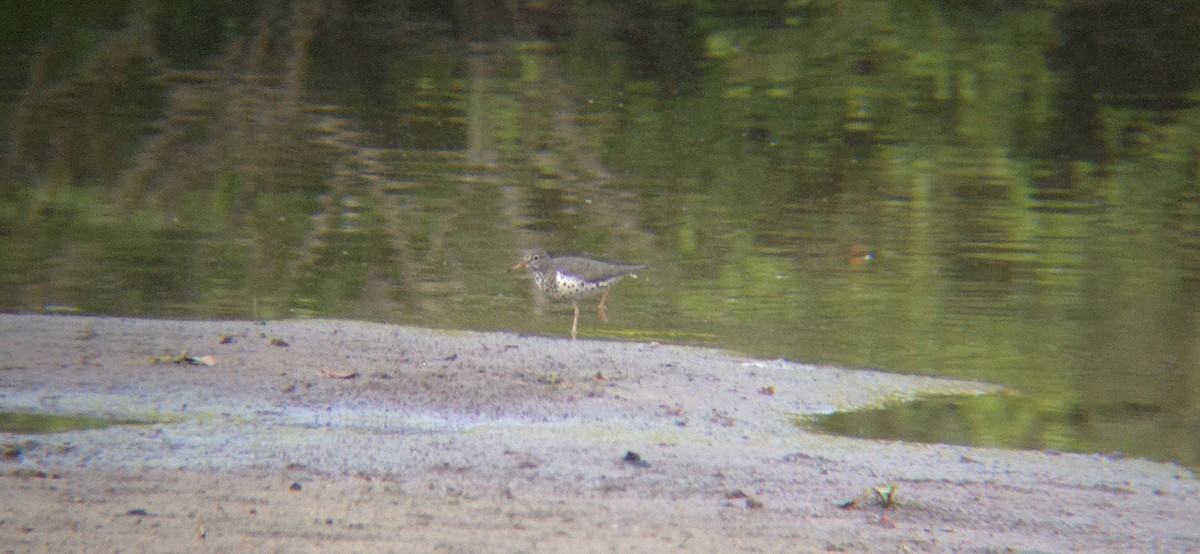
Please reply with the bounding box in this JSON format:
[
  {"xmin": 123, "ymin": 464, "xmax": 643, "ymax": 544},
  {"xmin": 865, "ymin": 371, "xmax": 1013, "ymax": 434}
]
[
  {"xmin": 0, "ymin": 412, "xmax": 124, "ymax": 434},
  {"xmin": 806, "ymin": 393, "xmax": 1199, "ymax": 470}
]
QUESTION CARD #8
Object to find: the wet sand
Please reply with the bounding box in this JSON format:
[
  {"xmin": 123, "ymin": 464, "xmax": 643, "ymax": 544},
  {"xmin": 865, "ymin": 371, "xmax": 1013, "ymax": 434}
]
[{"xmin": 1, "ymin": 314, "xmax": 1196, "ymax": 552}]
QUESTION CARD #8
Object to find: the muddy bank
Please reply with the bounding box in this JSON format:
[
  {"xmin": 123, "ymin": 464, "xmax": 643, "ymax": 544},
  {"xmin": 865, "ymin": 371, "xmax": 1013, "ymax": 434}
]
[{"xmin": 1, "ymin": 314, "xmax": 1196, "ymax": 552}]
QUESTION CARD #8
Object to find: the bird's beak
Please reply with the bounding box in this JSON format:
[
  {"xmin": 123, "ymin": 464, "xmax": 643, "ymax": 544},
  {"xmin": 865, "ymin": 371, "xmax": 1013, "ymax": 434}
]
[{"xmin": 510, "ymin": 260, "xmax": 527, "ymax": 271}]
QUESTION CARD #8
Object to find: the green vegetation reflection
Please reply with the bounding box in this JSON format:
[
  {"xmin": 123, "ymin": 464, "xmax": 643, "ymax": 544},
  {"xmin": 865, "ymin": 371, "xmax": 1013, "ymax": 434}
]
[
  {"xmin": 0, "ymin": 411, "xmax": 129, "ymax": 434},
  {"xmin": 804, "ymin": 393, "xmax": 1199, "ymax": 470}
]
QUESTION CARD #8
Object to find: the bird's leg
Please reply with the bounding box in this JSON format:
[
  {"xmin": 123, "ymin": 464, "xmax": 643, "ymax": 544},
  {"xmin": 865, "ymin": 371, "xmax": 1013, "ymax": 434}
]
[
  {"xmin": 571, "ymin": 302, "xmax": 580, "ymax": 340},
  {"xmin": 597, "ymin": 289, "xmax": 610, "ymax": 323}
]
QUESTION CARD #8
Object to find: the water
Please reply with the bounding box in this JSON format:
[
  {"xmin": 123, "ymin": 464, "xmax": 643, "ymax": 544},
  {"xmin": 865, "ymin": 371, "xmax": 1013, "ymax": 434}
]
[
  {"xmin": 0, "ymin": 412, "xmax": 121, "ymax": 434},
  {"xmin": 1, "ymin": 1, "xmax": 1198, "ymax": 468}
]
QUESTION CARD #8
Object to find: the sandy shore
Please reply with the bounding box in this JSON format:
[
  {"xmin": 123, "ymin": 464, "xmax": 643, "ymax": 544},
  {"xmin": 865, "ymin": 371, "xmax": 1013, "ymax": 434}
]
[{"xmin": 1, "ymin": 314, "xmax": 1196, "ymax": 552}]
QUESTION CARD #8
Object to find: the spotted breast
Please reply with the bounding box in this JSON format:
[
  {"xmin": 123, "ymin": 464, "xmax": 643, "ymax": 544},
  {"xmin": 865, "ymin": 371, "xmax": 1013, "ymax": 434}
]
[{"xmin": 511, "ymin": 248, "xmax": 646, "ymax": 340}]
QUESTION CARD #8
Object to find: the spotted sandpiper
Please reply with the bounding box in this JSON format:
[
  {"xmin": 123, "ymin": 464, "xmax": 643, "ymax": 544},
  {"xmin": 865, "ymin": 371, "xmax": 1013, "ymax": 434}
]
[{"xmin": 511, "ymin": 249, "xmax": 646, "ymax": 340}]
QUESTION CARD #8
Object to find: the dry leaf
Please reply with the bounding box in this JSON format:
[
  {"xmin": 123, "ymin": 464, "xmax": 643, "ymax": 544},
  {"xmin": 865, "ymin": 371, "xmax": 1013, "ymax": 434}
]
[
  {"xmin": 150, "ymin": 351, "xmax": 216, "ymax": 366},
  {"xmin": 188, "ymin": 355, "xmax": 217, "ymax": 367},
  {"xmin": 318, "ymin": 368, "xmax": 359, "ymax": 379}
]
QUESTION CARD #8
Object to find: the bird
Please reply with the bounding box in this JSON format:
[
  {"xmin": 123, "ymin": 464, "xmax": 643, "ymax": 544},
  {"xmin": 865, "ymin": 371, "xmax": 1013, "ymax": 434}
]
[{"xmin": 510, "ymin": 249, "xmax": 646, "ymax": 340}]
